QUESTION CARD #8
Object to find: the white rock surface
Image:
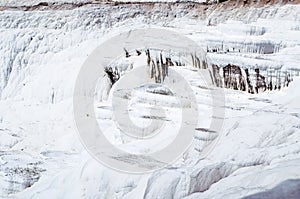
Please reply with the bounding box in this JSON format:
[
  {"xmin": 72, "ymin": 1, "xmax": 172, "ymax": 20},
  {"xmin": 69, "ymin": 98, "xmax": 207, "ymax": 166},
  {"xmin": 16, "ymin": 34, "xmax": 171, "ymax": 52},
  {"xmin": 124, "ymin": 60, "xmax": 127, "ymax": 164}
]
[{"xmin": 0, "ymin": 2, "xmax": 299, "ymax": 198}]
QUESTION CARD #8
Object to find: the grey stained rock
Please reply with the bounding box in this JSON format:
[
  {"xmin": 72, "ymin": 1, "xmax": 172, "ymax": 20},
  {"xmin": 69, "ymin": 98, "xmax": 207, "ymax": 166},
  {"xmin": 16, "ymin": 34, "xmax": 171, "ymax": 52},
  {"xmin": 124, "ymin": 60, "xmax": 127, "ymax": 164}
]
[{"xmin": 242, "ymin": 179, "xmax": 300, "ymax": 199}]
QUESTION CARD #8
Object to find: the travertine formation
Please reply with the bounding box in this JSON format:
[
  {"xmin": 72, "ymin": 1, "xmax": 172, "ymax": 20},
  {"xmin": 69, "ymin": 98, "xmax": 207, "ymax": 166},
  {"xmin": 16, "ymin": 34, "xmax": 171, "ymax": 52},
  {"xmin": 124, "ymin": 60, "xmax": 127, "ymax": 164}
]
[{"xmin": 211, "ymin": 63, "xmax": 297, "ymax": 93}]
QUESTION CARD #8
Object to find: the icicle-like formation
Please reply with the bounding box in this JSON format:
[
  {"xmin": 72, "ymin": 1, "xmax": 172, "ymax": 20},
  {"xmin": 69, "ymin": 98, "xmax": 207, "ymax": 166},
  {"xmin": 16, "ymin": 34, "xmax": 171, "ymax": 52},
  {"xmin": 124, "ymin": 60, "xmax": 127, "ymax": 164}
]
[
  {"xmin": 211, "ymin": 64, "xmax": 299, "ymax": 93},
  {"xmin": 121, "ymin": 48, "xmax": 208, "ymax": 84},
  {"xmin": 207, "ymin": 41, "xmax": 281, "ymax": 54}
]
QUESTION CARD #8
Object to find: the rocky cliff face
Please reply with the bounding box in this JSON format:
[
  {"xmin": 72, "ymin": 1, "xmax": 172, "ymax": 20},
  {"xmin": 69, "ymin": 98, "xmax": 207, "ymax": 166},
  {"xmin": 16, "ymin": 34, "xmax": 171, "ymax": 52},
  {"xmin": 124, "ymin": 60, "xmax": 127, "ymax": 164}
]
[{"xmin": 0, "ymin": 1, "xmax": 299, "ymax": 99}]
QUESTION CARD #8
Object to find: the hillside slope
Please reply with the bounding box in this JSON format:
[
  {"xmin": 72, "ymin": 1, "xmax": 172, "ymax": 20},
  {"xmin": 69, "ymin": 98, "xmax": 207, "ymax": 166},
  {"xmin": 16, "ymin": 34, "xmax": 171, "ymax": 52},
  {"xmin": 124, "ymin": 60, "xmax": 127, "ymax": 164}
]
[{"xmin": 0, "ymin": 1, "xmax": 300, "ymax": 198}]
